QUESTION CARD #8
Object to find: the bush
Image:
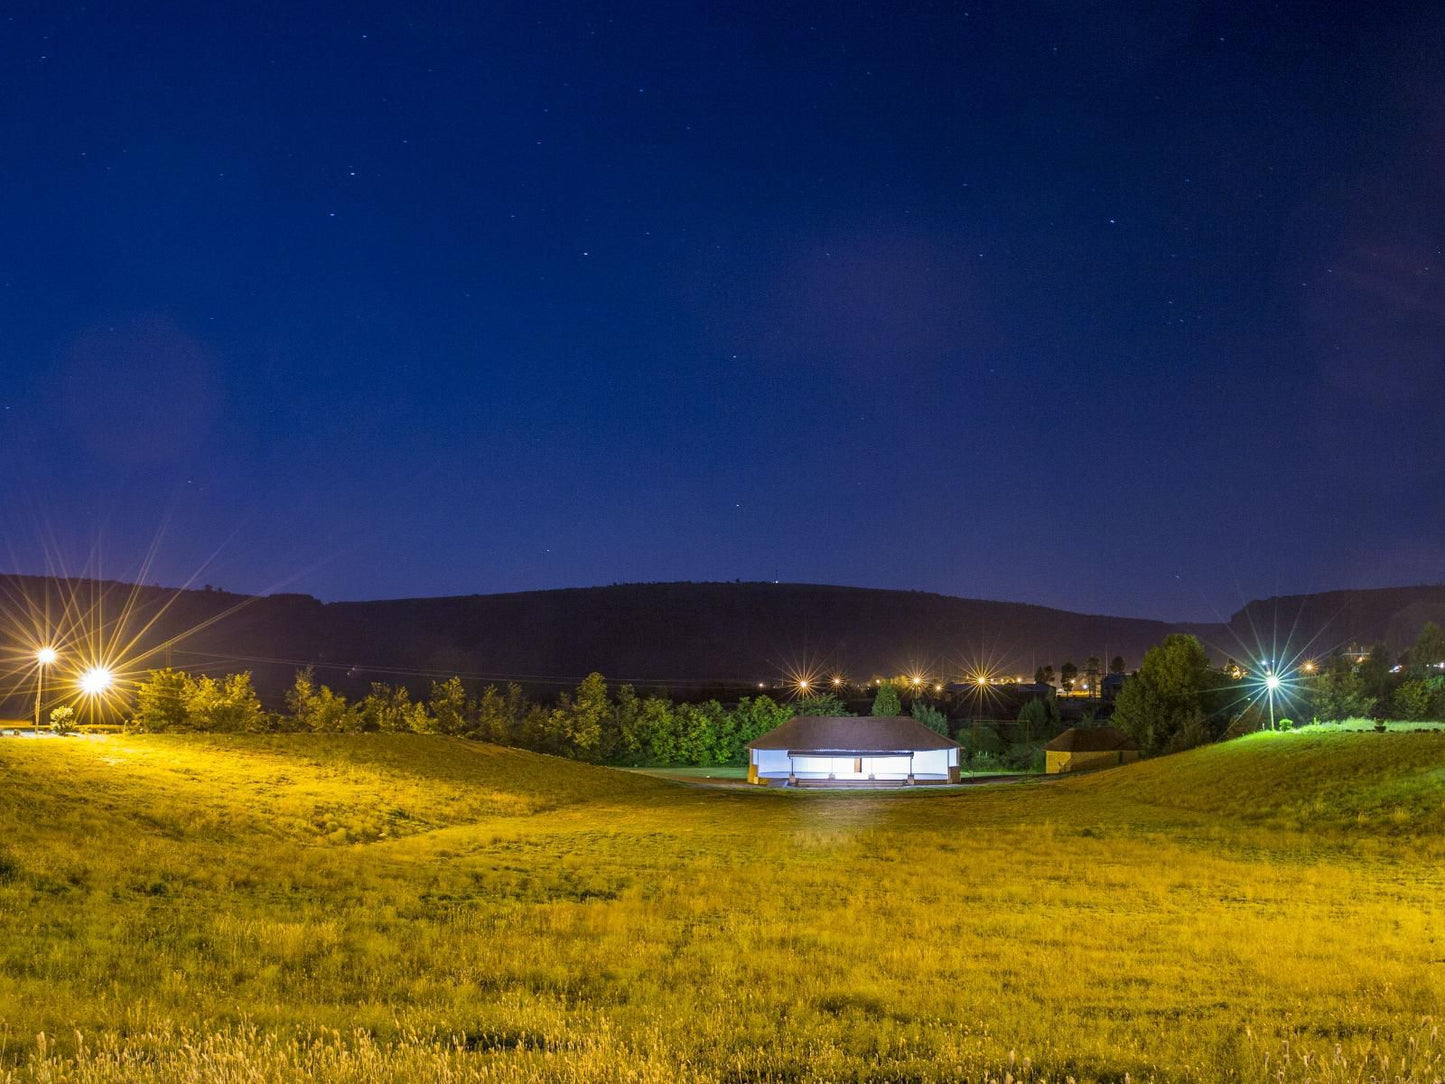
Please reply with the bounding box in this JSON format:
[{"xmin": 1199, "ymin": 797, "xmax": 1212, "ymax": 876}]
[{"xmin": 49, "ymin": 706, "xmax": 76, "ymax": 735}]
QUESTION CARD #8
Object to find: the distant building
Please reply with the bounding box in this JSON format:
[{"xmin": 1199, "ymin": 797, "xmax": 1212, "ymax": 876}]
[
  {"xmin": 1044, "ymin": 726, "xmax": 1139, "ymax": 774},
  {"xmin": 746, "ymin": 715, "xmax": 960, "ymax": 786}
]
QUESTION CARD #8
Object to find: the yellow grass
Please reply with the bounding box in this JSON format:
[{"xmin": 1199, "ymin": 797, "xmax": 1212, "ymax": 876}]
[{"xmin": 0, "ymin": 730, "xmax": 1442, "ymax": 1082}]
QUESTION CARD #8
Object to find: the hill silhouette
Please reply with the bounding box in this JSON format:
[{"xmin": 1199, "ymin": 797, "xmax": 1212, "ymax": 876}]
[{"xmin": 1, "ymin": 576, "xmax": 1442, "ymax": 708}]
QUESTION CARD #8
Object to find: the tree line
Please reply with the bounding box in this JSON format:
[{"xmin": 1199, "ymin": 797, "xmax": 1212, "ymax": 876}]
[
  {"xmin": 127, "ymin": 667, "xmax": 862, "ymax": 765},
  {"xmin": 116, "ymin": 620, "xmax": 1445, "ymax": 764},
  {"xmin": 124, "ymin": 668, "xmax": 982, "ymax": 766},
  {"xmin": 1112, "ymin": 622, "xmax": 1445, "ymax": 755}
]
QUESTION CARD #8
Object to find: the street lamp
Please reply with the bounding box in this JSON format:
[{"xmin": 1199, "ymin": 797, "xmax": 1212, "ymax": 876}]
[
  {"xmin": 77, "ymin": 665, "xmax": 115, "ymax": 729},
  {"xmin": 34, "ymin": 647, "xmax": 58, "ymax": 732},
  {"xmin": 1263, "ymin": 671, "xmax": 1281, "ymax": 730},
  {"xmin": 79, "ymin": 666, "xmax": 114, "ymax": 697}
]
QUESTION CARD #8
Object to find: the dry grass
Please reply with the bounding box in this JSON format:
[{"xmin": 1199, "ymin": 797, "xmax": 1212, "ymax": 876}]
[{"xmin": 0, "ymin": 731, "xmax": 1442, "ymax": 1082}]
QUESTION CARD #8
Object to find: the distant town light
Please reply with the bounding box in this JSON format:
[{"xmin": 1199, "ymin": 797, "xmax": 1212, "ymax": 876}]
[
  {"xmin": 798, "ymin": 678, "xmax": 810, "ymax": 691},
  {"xmin": 35, "ymin": 646, "xmax": 58, "ymax": 666}
]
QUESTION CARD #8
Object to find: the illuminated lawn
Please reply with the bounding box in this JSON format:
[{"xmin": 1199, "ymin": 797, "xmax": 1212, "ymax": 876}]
[{"xmin": 0, "ymin": 731, "xmax": 1442, "ymax": 1082}]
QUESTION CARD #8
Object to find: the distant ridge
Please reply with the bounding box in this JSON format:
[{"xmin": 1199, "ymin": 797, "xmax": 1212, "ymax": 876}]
[{"xmin": 1, "ymin": 576, "xmax": 1442, "ymax": 708}]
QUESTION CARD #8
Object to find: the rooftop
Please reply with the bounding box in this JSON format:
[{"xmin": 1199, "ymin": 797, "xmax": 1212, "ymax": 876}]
[
  {"xmin": 747, "ymin": 715, "xmax": 959, "ymax": 753},
  {"xmin": 1045, "ymin": 725, "xmax": 1137, "ymax": 753}
]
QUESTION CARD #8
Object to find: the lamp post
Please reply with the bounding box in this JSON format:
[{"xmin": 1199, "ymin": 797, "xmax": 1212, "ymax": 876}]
[{"xmin": 34, "ymin": 647, "xmax": 58, "ymax": 733}]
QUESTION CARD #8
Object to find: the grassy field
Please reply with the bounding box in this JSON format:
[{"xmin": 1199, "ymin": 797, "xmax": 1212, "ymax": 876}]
[{"xmin": 0, "ymin": 731, "xmax": 1442, "ymax": 1082}]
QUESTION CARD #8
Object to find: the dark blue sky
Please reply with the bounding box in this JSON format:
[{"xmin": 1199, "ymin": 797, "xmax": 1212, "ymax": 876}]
[{"xmin": 2, "ymin": 1, "xmax": 1442, "ymax": 621}]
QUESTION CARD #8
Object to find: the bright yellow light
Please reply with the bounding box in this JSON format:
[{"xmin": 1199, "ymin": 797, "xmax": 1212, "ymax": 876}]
[
  {"xmin": 975, "ymin": 675, "xmax": 988, "ymax": 686},
  {"xmin": 36, "ymin": 646, "xmax": 58, "ymax": 666},
  {"xmin": 79, "ymin": 667, "xmax": 114, "ymax": 696},
  {"xmin": 933, "ymin": 683, "xmax": 942, "ymax": 692},
  {"xmin": 798, "ymin": 678, "xmax": 810, "ymax": 691},
  {"xmin": 831, "ymin": 676, "xmax": 842, "ymax": 687},
  {"xmin": 911, "ymin": 676, "xmax": 922, "ymax": 687},
  {"xmin": 1301, "ymin": 661, "xmax": 1316, "ymax": 674}
]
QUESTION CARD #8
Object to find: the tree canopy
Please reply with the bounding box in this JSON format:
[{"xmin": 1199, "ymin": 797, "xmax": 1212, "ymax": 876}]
[
  {"xmin": 871, "ymin": 683, "xmax": 902, "ymax": 717},
  {"xmin": 1111, "ymin": 634, "xmax": 1213, "ymax": 755}
]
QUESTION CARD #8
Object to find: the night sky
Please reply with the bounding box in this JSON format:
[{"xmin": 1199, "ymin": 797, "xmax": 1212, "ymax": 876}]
[{"xmin": 2, "ymin": 1, "xmax": 1442, "ymax": 621}]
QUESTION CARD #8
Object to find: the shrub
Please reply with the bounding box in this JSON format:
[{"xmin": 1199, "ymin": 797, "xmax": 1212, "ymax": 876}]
[
  {"xmin": 49, "ymin": 705, "xmax": 77, "ymax": 735},
  {"xmin": 967, "ymin": 749, "xmax": 1005, "ymax": 772}
]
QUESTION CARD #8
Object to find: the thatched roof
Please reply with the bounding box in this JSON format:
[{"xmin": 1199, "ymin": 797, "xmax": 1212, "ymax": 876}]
[
  {"xmin": 1045, "ymin": 725, "xmax": 1136, "ymax": 753},
  {"xmin": 747, "ymin": 715, "xmax": 958, "ymax": 754}
]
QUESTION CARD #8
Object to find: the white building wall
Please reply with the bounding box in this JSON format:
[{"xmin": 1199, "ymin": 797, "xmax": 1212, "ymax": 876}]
[
  {"xmin": 751, "ymin": 750, "xmax": 955, "ymax": 778},
  {"xmin": 751, "ymin": 749, "xmax": 792, "ymax": 776},
  {"xmin": 911, "ymin": 749, "xmax": 952, "ymax": 776}
]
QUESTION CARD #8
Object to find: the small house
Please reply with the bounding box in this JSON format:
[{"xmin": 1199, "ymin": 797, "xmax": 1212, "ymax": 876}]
[
  {"xmin": 1044, "ymin": 725, "xmax": 1138, "ymax": 774},
  {"xmin": 746, "ymin": 715, "xmax": 960, "ymax": 786}
]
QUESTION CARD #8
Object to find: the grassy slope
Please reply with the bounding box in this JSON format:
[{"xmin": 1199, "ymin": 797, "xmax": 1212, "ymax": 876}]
[{"xmin": 0, "ymin": 732, "xmax": 1442, "ymax": 1083}]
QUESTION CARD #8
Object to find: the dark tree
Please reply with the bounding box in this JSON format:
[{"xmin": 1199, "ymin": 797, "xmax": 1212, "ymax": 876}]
[
  {"xmin": 1060, "ymin": 661, "xmax": 1078, "ymax": 693},
  {"xmin": 871, "ymin": 683, "xmax": 902, "ymax": 716}
]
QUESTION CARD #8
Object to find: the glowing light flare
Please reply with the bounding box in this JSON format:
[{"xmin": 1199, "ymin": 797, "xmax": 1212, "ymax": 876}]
[
  {"xmin": 35, "ymin": 646, "xmax": 58, "ymax": 666},
  {"xmin": 1264, "ymin": 673, "xmax": 1281, "ymax": 691},
  {"xmin": 79, "ymin": 667, "xmax": 114, "ymax": 696}
]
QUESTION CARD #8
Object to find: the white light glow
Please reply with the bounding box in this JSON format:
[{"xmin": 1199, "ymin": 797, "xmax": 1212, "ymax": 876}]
[
  {"xmin": 36, "ymin": 646, "xmax": 58, "ymax": 666},
  {"xmin": 79, "ymin": 667, "xmax": 114, "ymax": 696}
]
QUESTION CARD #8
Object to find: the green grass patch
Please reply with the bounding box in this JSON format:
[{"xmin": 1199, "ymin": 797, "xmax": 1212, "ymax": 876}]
[{"xmin": 0, "ymin": 731, "xmax": 1441, "ymax": 1082}]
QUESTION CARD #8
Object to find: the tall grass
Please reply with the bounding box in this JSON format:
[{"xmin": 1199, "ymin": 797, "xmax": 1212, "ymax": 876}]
[{"xmin": 1, "ymin": 732, "xmax": 1442, "ymax": 1082}]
